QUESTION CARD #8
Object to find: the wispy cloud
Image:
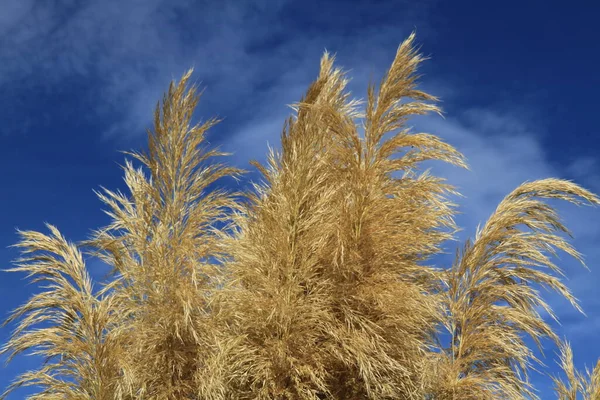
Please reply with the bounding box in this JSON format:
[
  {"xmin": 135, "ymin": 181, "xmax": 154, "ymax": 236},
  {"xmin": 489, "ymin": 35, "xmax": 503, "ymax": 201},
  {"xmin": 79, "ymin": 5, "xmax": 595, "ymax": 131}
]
[
  {"xmin": 0, "ymin": 0, "xmax": 438, "ymax": 142},
  {"xmin": 0, "ymin": 0, "xmax": 287, "ymax": 139}
]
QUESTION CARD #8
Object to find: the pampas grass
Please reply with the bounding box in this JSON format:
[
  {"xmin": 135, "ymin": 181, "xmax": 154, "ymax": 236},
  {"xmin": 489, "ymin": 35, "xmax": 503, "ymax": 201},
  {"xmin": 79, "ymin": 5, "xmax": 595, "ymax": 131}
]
[
  {"xmin": 1, "ymin": 33, "xmax": 598, "ymax": 399},
  {"xmin": 552, "ymin": 340, "xmax": 600, "ymax": 400}
]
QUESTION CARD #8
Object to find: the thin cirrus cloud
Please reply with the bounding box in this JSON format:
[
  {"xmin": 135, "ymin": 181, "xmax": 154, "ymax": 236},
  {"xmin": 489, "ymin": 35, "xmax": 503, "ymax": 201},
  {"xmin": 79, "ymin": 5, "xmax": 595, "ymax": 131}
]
[
  {"xmin": 0, "ymin": 0, "xmax": 434, "ymax": 140},
  {"xmin": 0, "ymin": 0, "xmax": 598, "ymax": 398},
  {"xmin": 0, "ymin": 0, "xmax": 309, "ymax": 140}
]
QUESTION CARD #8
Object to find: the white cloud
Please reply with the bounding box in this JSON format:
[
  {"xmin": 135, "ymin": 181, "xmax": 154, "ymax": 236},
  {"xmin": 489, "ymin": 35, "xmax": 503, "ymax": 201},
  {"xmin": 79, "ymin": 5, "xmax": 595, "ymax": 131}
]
[
  {"xmin": 0, "ymin": 0, "xmax": 439, "ymax": 143},
  {"xmin": 0, "ymin": 0, "xmax": 294, "ymax": 141}
]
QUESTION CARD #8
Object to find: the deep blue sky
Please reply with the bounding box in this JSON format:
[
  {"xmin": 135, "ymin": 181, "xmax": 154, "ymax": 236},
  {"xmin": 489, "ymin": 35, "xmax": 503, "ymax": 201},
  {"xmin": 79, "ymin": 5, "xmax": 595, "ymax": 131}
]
[{"xmin": 1, "ymin": 0, "xmax": 599, "ymax": 398}]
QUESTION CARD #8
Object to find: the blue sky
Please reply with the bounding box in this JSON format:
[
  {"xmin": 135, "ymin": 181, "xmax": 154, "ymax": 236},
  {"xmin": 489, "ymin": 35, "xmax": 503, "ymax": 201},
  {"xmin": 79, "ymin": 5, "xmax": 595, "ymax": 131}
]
[{"xmin": 0, "ymin": 0, "xmax": 599, "ymax": 397}]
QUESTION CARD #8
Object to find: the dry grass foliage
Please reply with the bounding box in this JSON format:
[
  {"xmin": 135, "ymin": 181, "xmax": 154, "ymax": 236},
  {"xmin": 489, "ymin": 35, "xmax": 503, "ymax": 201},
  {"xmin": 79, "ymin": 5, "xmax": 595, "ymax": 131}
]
[
  {"xmin": 1, "ymin": 33, "xmax": 599, "ymax": 399},
  {"xmin": 552, "ymin": 340, "xmax": 600, "ymax": 400},
  {"xmin": 0, "ymin": 226, "xmax": 123, "ymax": 399},
  {"xmin": 428, "ymin": 179, "xmax": 599, "ymax": 399}
]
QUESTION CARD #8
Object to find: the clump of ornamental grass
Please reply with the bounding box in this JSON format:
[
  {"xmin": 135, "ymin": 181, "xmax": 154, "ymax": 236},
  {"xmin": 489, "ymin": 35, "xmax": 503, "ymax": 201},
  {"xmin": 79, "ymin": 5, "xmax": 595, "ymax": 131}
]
[
  {"xmin": 212, "ymin": 33, "xmax": 600, "ymax": 400},
  {"xmin": 0, "ymin": 225, "xmax": 124, "ymax": 400},
  {"xmin": 552, "ymin": 340, "xmax": 600, "ymax": 400},
  {"xmin": 1, "ymin": 70, "xmax": 243, "ymax": 400},
  {"xmin": 207, "ymin": 50, "xmax": 359, "ymax": 400},
  {"xmin": 2, "ymin": 33, "xmax": 600, "ymax": 400},
  {"xmin": 210, "ymin": 33, "xmax": 464, "ymax": 399},
  {"xmin": 300, "ymin": 33, "xmax": 467, "ymax": 398},
  {"xmin": 84, "ymin": 69, "xmax": 243, "ymax": 400},
  {"xmin": 426, "ymin": 179, "xmax": 600, "ymax": 399}
]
